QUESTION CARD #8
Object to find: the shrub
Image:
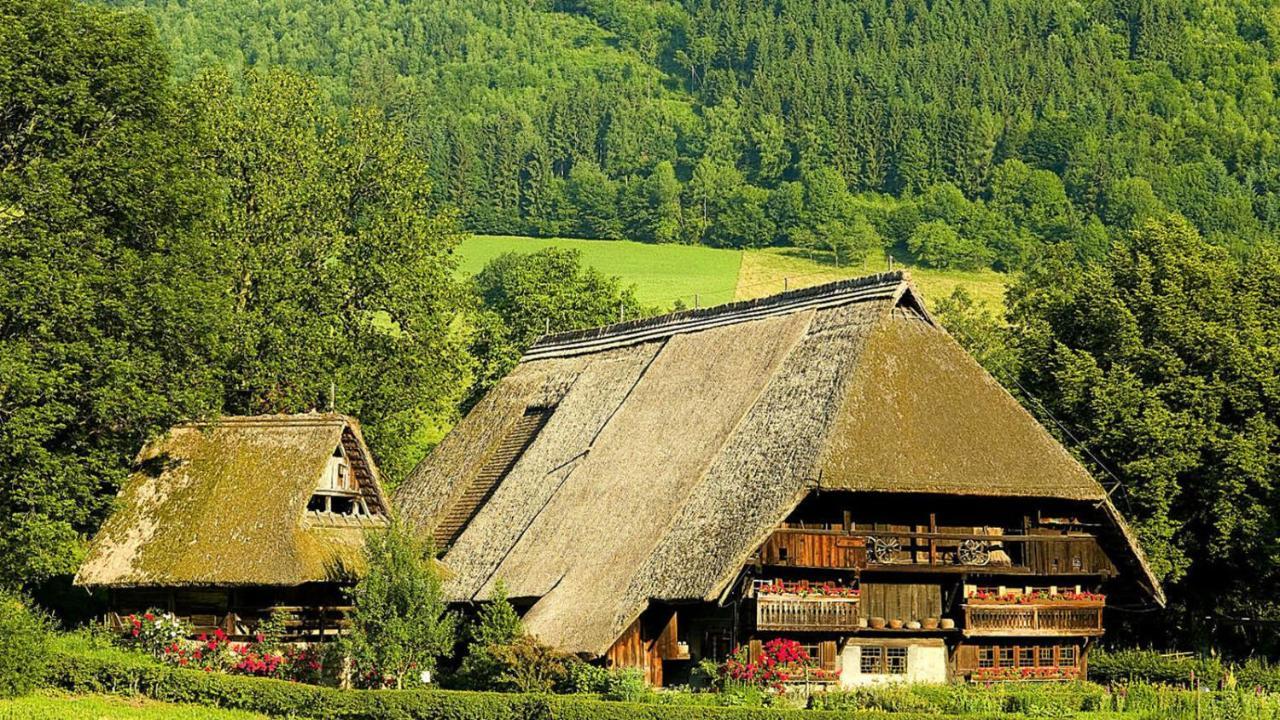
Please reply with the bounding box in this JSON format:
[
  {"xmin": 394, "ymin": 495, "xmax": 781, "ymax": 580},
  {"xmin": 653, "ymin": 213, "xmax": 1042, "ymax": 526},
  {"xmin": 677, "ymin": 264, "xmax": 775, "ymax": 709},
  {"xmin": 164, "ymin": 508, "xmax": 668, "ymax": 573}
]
[
  {"xmin": 1091, "ymin": 648, "xmax": 1227, "ymax": 687},
  {"xmin": 453, "ymin": 581, "xmax": 524, "ymax": 690},
  {"xmin": 347, "ymin": 520, "xmax": 456, "ymax": 688},
  {"xmin": 600, "ymin": 668, "xmax": 649, "ymax": 702},
  {"xmin": 561, "ymin": 658, "xmax": 610, "ymax": 695},
  {"xmin": 490, "ymin": 635, "xmax": 571, "ymax": 693},
  {"xmin": 0, "ymin": 591, "xmax": 51, "ymax": 698}
]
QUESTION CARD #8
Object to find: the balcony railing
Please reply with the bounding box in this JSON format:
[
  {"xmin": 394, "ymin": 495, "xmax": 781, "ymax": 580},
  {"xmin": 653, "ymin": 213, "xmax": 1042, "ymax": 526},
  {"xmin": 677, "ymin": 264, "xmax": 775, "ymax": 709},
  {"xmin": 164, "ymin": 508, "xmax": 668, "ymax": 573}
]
[
  {"xmin": 756, "ymin": 595, "xmax": 861, "ymax": 632},
  {"xmin": 963, "ymin": 602, "xmax": 1104, "ymax": 637},
  {"xmin": 752, "ymin": 580, "xmax": 861, "ymax": 632}
]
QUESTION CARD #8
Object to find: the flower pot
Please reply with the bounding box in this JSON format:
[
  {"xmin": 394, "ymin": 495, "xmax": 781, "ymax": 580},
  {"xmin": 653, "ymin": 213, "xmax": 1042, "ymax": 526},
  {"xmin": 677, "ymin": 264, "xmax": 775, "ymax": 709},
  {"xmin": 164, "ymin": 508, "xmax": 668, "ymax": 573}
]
[
  {"xmin": 939, "ymin": 618, "xmax": 956, "ymax": 629},
  {"xmin": 922, "ymin": 617, "xmax": 940, "ymax": 630},
  {"xmin": 905, "ymin": 620, "xmax": 922, "ymax": 630},
  {"xmin": 888, "ymin": 618, "xmax": 904, "ymax": 630},
  {"xmin": 857, "ymin": 617, "xmax": 869, "ymax": 629},
  {"xmin": 868, "ymin": 616, "xmax": 886, "ymax": 629}
]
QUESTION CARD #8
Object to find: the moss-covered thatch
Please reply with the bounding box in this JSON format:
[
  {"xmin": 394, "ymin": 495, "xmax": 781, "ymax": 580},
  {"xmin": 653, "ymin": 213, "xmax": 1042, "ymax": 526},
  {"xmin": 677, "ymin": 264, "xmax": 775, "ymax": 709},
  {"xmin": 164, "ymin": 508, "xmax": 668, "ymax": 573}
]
[
  {"xmin": 395, "ymin": 272, "xmax": 1164, "ymax": 657},
  {"xmin": 76, "ymin": 414, "xmax": 388, "ymax": 588}
]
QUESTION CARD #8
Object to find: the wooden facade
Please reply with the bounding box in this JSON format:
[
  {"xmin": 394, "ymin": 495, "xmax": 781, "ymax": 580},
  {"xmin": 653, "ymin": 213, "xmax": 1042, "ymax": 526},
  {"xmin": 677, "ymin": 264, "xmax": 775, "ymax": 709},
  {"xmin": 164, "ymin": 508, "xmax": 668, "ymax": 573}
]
[
  {"xmin": 604, "ymin": 608, "xmax": 684, "ymax": 686},
  {"xmin": 106, "ymin": 584, "xmax": 353, "ymax": 641},
  {"xmin": 603, "ymin": 491, "xmax": 1144, "ymax": 686}
]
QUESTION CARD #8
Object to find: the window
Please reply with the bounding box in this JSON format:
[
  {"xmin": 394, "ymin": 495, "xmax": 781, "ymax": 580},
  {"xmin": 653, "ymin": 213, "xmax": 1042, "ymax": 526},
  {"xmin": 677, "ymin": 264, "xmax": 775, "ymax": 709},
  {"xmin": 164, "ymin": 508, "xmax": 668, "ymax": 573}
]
[
  {"xmin": 973, "ymin": 644, "xmax": 1080, "ymax": 671},
  {"xmin": 1018, "ymin": 646, "xmax": 1035, "ymax": 667},
  {"xmin": 860, "ymin": 649, "xmax": 880, "ymax": 674},
  {"xmin": 1059, "ymin": 645, "xmax": 1078, "ymax": 667},
  {"xmin": 859, "ymin": 645, "xmax": 909, "ymax": 675},
  {"xmin": 885, "ymin": 647, "xmax": 908, "ymax": 674}
]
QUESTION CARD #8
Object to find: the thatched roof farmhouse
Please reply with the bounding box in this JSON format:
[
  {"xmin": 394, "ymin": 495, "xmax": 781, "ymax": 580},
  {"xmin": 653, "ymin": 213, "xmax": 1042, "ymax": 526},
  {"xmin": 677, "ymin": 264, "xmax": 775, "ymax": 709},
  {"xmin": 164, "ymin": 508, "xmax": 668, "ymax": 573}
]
[
  {"xmin": 396, "ymin": 271, "xmax": 1161, "ymax": 685},
  {"xmin": 77, "ymin": 413, "xmax": 388, "ymax": 637}
]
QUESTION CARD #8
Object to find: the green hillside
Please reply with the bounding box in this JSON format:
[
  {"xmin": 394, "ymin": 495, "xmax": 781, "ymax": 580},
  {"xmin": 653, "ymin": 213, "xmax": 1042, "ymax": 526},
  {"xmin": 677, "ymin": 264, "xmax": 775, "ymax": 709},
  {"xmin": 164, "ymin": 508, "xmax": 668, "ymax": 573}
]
[
  {"xmin": 458, "ymin": 235, "xmax": 1007, "ymax": 312},
  {"xmin": 457, "ymin": 235, "xmax": 743, "ymax": 308}
]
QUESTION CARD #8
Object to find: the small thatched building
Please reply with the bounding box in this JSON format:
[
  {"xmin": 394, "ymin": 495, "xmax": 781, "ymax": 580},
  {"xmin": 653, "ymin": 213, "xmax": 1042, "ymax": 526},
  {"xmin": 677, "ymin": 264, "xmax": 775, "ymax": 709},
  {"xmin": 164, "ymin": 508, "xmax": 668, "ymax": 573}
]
[
  {"xmin": 76, "ymin": 413, "xmax": 389, "ymax": 638},
  {"xmin": 396, "ymin": 271, "xmax": 1162, "ymax": 687}
]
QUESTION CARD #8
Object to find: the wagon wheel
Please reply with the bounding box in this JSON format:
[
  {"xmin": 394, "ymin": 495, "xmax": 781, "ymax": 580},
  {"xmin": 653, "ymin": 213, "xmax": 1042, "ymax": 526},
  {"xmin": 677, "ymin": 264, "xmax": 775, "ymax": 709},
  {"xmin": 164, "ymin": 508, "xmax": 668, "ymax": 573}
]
[
  {"xmin": 867, "ymin": 536, "xmax": 902, "ymax": 564},
  {"xmin": 958, "ymin": 539, "xmax": 991, "ymax": 566}
]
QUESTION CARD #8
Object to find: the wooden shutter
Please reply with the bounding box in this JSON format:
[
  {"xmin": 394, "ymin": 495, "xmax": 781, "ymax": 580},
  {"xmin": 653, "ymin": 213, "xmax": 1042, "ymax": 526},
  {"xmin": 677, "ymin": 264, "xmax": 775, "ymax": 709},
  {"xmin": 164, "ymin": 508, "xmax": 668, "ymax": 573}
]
[{"xmin": 433, "ymin": 407, "xmax": 552, "ymax": 546}]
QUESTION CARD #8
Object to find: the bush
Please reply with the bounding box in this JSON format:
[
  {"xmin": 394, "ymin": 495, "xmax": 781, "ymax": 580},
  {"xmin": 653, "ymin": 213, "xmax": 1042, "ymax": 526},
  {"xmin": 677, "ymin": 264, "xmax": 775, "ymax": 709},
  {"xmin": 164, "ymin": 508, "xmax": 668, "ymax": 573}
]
[
  {"xmin": 0, "ymin": 591, "xmax": 51, "ymax": 698},
  {"xmin": 347, "ymin": 521, "xmax": 456, "ymax": 689},
  {"xmin": 1091, "ymin": 649, "xmax": 1227, "ymax": 687}
]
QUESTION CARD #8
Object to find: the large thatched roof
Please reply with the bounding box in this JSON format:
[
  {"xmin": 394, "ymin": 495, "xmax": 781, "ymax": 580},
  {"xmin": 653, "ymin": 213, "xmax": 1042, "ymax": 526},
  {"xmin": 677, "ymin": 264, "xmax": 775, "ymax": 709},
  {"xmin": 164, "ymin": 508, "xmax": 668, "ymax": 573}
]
[
  {"xmin": 395, "ymin": 272, "xmax": 1163, "ymax": 656},
  {"xmin": 76, "ymin": 413, "xmax": 388, "ymax": 588}
]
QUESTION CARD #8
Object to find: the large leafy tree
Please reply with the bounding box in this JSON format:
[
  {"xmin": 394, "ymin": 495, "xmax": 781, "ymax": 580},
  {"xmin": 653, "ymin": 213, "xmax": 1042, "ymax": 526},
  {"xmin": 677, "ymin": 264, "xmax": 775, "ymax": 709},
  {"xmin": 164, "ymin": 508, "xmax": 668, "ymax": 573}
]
[
  {"xmin": 0, "ymin": 0, "xmax": 228, "ymax": 587},
  {"xmin": 197, "ymin": 69, "xmax": 470, "ymax": 483},
  {"xmin": 1004, "ymin": 217, "xmax": 1280, "ymax": 649},
  {"xmin": 467, "ymin": 248, "xmax": 647, "ymax": 398}
]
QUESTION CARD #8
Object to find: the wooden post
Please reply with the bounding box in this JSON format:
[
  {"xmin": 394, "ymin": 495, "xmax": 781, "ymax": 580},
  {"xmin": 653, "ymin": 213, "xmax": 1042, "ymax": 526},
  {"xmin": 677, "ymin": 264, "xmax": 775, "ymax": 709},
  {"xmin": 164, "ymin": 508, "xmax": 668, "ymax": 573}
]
[{"xmin": 929, "ymin": 513, "xmax": 938, "ymax": 566}]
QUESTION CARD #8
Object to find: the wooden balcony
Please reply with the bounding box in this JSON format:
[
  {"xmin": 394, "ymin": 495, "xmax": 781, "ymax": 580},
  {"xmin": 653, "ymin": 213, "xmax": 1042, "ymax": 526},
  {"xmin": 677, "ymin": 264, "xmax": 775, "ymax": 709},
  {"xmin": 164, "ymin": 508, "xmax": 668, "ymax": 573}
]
[
  {"xmin": 751, "ymin": 580, "xmax": 861, "ymax": 632},
  {"xmin": 962, "ymin": 602, "xmax": 1104, "ymax": 637}
]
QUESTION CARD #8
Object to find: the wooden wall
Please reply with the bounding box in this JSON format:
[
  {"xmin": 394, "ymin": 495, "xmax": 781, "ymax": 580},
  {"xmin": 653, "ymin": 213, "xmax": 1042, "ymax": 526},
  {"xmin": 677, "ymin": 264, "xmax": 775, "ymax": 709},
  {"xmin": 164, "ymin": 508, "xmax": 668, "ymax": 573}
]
[
  {"xmin": 759, "ymin": 530, "xmax": 866, "ymax": 569},
  {"xmin": 1025, "ymin": 532, "xmax": 1116, "ymax": 576},
  {"xmin": 860, "ymin": 582, "xmax": 942, "ymax": 623},
  {"xmin": 605, "ymin": 608, "xmax": 680, "ymax": 686}
]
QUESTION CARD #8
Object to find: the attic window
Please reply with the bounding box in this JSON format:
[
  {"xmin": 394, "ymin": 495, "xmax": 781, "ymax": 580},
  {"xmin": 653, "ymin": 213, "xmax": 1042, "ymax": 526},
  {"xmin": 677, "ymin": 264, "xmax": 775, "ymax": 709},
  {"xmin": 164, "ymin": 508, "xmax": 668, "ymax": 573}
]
[{"xmin": 308, "ymin": 441, "xmax": 379, "ymax": 519}]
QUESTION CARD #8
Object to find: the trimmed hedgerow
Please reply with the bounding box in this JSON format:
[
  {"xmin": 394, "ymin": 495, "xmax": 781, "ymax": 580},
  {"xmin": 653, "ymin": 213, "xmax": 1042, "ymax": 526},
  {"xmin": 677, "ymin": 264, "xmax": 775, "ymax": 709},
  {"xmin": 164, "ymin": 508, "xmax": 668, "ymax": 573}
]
[{"xmin": 42, "ymin": 649, "xmax": 1014, "ymax": 720}]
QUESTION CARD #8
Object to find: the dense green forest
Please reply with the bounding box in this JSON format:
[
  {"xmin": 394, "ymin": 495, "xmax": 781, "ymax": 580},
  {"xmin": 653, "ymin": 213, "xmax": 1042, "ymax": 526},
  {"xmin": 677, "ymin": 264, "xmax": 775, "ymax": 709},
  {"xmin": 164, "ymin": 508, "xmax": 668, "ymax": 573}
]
[
  {"xmin": 108, "ymin": 0, "xmax": 1280, "ymax": 270},
  {"xmin": 2, "ymin": 0, "xmax": 1279, "ymax": 659}
]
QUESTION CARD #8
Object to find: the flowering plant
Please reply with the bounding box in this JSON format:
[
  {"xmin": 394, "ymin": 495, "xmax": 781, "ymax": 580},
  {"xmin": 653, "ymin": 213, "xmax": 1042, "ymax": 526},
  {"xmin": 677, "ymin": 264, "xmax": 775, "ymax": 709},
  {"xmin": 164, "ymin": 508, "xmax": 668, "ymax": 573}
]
[
  {"xmin": 117, "ymin": 610, "xmax": 326, "ymax": 682},
  {"xmin": 755, "ymin": 580, "xmax": 860, "ymax": 598},
  {"xmin": 966, "ymin": 589, "xmax": 1104, "ymax": 604},
  {"xmin": 972, "ymin": 665, "xmax": 1080, "ymax": 682},
  {"xmin": 720, "ymin": 638, "xmax": 839, "ymax": 691},
  {"xmin": 120, "ymin": 612, "xmax": 189, "ymax": 656}
]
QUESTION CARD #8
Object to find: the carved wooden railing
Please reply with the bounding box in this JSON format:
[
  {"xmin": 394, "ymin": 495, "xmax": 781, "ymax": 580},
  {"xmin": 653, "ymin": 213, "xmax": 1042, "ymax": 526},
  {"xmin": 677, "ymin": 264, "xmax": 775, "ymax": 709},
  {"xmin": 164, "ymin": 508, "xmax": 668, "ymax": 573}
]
[
  {"xmin": 963, "ymin": 602, "xmax": 1104, "ymax": 637},
  {"xmin": 756, "ymin": 595, "xmax": 861, "ymax": 632}
]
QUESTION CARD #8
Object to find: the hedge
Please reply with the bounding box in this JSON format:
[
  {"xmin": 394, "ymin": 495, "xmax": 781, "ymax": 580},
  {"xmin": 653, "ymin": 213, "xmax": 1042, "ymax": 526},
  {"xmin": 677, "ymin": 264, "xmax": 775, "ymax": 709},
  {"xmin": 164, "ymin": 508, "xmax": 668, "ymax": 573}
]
[
  {"xmin": 41, "ymin": 650, "xmax": 1015, "ymax": 720},
  {"xmin": 1090, "ymin": 649, "xmax": 1280, "ymax": 692}
]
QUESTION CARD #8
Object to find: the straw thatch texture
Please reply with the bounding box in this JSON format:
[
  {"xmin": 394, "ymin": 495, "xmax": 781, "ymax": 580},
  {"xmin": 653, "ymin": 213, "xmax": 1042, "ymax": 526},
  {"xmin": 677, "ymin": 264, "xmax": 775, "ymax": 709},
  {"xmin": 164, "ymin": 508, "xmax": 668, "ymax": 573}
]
[
  {"xmin": 398, "ymin": 271, "xmax": 1163, "ymax": 656},
  {"xmin": 631, "ymin": 300, "xmax": 889, "ymax": 607},
  {"xmin": 439, "ymin": 342, "xmax": 665, "ymax": 598},
  {"xmin": 820, "ymin": 313, "xmax": 1104, "ymax": 500},
  {"xmin": 76, "ymin": 414, "xmax": 385, "ymax": 588}
]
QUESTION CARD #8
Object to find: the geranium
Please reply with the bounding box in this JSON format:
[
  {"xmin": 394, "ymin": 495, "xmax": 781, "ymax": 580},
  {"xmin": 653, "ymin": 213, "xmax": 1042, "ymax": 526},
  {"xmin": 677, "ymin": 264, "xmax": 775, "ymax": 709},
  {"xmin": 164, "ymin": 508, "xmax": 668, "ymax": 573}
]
[
  {"xmin": 719, "ymin": 638, "xmax": 837, "ymax": 691},
  {"xmin": 967, "ymin": 589, "xmax": 1105, "ymax": 604},
  {"xmin": 755, "ymin": 579, "xmax": 860, "ymax": 598}
]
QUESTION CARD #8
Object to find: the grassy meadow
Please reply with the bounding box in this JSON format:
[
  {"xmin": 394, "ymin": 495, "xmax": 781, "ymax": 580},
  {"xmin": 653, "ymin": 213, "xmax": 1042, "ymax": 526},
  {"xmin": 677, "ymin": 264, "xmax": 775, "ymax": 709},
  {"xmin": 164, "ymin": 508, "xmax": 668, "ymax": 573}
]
[{"xmin": 457, "ymin": 235, "xmax": 1008, "ymax": 313}]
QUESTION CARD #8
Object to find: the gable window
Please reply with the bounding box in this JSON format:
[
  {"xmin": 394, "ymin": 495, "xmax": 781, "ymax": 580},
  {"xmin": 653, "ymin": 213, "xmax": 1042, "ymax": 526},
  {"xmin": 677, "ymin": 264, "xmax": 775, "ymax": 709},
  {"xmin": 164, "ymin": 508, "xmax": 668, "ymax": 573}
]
[
  {"xmin": 859, "ymin": 644, "xmax": 909, "ymax": 675},
  {"xmin": 308, "ymin": 440, "xmax": 381, "ymax": 520}
]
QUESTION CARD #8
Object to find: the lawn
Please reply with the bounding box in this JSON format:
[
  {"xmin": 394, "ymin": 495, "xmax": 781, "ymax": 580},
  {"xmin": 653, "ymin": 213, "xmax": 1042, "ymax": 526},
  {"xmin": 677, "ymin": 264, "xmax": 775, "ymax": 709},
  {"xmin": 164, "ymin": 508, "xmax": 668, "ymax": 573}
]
[
  {"xmin": 456, "ymin": 234, "xmax": 744, "ymax": 308},
  {"xmin": 456, "ymin": 235, "xmax": 1007, "ymax": 314},
  {"xmin": 0, "ymin": 692, "xmax": 271, "ymax": 719},
  {"xmin": 734, "ymin": 248, "xmax": 1007, "ymax": 311}
]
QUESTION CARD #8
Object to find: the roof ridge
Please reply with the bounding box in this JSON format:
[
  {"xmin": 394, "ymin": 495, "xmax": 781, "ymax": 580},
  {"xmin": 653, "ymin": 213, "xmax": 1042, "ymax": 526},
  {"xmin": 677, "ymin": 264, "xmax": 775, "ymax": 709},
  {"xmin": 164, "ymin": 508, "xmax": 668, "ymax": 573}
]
[
  {"xmin": 177, "ymin": 412, "xmax": 351, "ymax": 428},
  {"xmin": 523, "ymin": 271, "xmax": 909, "ymax": 361}
]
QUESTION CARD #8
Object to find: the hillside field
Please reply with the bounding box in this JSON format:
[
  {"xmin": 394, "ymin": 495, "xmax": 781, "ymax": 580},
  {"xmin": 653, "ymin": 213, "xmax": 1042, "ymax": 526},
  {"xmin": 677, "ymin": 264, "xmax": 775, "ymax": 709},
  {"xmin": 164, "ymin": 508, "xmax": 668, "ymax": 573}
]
[{"xmin": 458, "ymin": 235, "xmax": 1008, "ymax": 312}]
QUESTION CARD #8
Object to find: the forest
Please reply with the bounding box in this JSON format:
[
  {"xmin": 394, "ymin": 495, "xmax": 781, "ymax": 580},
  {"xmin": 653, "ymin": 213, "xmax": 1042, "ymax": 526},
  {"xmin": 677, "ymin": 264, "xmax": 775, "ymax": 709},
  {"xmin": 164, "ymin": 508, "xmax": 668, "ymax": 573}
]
[
  {"xmin": 1, "ymin": 0, "xmax": 1278, "ymax": 661},
  {"xmin": 106, "ymin": 0, "xmax": 1280, "ymax": 271}
]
